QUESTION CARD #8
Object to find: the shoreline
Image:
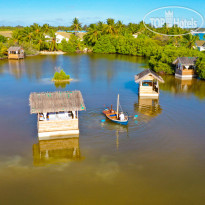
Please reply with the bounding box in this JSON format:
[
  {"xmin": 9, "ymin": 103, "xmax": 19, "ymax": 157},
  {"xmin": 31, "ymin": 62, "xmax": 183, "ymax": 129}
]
[
  {"xmin": 52, "ymin": 78, "xmax": 73, "ymax": 82},
  {"xmin": 40, "ymin": 51, "xmax": 66, "ymax": 55}
]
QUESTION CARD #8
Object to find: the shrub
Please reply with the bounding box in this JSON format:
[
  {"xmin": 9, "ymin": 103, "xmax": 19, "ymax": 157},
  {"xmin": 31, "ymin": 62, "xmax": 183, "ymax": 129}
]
[{"xmin": 53, "ymin": 69, "xmax": 70, "ymax": 81}]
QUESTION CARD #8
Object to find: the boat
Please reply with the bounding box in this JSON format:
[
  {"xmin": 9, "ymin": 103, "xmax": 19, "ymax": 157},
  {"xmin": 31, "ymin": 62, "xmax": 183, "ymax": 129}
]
[{"xmin": 103, "ymin": 94, "xmax": 129, "ymax": 125}]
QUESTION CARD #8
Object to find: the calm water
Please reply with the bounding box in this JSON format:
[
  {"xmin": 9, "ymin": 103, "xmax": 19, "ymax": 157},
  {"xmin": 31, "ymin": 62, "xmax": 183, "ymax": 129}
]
[
  {"xmin": 194, "ymin": 33, "xmax": 205, "ymax": 40},
  {"xmin": 0, "ymin": 54, "xmax": 205, "ymax": 205}
]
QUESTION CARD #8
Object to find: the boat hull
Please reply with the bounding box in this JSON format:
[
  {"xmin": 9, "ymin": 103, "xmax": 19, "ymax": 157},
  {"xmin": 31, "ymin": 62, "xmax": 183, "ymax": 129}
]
[{"xmin": 103, "ymin": 109, "xmax": 128, "ymax": 125}]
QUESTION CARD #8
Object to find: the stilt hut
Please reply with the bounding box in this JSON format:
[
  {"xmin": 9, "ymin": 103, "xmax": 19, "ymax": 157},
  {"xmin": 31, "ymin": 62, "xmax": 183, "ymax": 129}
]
[
  {"xmin": 173, "ymin": 57, "xmax": 197, "ymax": 79},
  {"xmin": 29, "ymin": 90, "xmax": 85, "ymax": 139},
  {"xmin": 8, "ymin": 47, "xmax": 24, "ymax": 59},
  {"xmin": 135, "ymin": 69, "xmax": 164, "ymax": 97},
  {"xmin": 33, "ymin": 136, "xmax": 81, "ymax": 166}
]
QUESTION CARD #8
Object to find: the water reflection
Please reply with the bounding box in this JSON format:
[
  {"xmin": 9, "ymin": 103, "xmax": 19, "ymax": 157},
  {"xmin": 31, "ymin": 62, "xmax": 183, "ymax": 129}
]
[
  {"xmin": 134, "ymin": 97, "xmax": 162, "ymax": 121},
  {"xmin": 8, "ymin": 60, "xmax": 26, "ymax": 79},
  {"xmin": 101, "ymin": 122, "xmax": 129, "ymax": 150},
  {"xmin": 54, "ymin": 81, "xmax": 70, "ymax": 89},
  {"xmin": 33, "ymin": 136, "xmax": 81, "ymax": 166},
  {"xmin": 160, "ymin": 75, "xmax": 205, "ymax": 99}
]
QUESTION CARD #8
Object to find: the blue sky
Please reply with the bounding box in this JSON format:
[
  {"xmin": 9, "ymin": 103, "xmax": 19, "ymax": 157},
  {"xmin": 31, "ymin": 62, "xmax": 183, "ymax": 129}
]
[{"xmin": 0, "ymin": 0, "xmax": 204, "ymax": 26}]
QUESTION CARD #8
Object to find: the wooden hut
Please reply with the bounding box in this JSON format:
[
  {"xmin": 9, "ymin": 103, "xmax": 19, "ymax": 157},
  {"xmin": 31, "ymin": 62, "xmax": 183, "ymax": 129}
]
[
  {"xmin": 173, "ymin": 57, "xmax": 197, "ymax": 79},
  {"xmin": 29, "ymin": 90, "xmax": 86, "ymax": 139},
  {"xmin": 135, "ymin": 69, "xmax": 164, "ymax": 97},
  {"xmin": 33, "ymin": 137, "xmax": 81, "ymax": 166},
  {"xmin": 8, "ymin": 47, "xmax": 24, "ymax": 59}
]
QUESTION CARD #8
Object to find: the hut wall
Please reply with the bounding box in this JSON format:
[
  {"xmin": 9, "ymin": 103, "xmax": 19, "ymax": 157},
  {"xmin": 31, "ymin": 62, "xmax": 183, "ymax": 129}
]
[
  {"xmin": 175, "ymin": 68, "xmax": 195, "ymax": 79},
  {"xmin": 8, "ymin": 53, "xmax": 24, "ymax": 59},
  {"xmin": 38, "ymin": 119, "xmax": 79, "ymax": 137},
  {"xmin": 139, "ymin": 86, "xmax": 153, "ymax": 93}
]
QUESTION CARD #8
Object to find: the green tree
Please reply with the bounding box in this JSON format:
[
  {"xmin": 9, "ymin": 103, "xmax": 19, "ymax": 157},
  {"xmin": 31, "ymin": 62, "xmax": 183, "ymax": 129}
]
[
  {"xmin": 70, "ymin": 18, "xmax": 82, "ymax": 32},
  {"xmin": 93, "ymin": 35, "xmax": 116, "ymax": 53},
  {"xmin": 182, "ymin": 34, "xmax": 199, "ymax": 49},
  {"xmin": 49, "ymin": 30, "xmax": 58, "ymax": 51}
]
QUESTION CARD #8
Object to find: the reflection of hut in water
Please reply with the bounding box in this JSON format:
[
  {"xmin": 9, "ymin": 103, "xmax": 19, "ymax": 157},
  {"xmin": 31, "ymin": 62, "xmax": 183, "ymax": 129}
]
[
  {"xmin": 8, "ymin": 59, "xmax": 25, "ymax": 78},
  {"xmin": 33, "ymin": 136, "xmax": 81, "ymax": 166},
  {"xmin": 29, "ymin": 91, "xmax": 86, "ymax": 139},
  {"xmin": 176, "ymin": 78, "xmax": 194, "ymax": 92},
  {"xmin": 134, "ymin": 97, "xmax": 162, "ymax": 119},
  {"xmin": 135, "ymin": 69, "xmax": 164, "ymax": 97}
]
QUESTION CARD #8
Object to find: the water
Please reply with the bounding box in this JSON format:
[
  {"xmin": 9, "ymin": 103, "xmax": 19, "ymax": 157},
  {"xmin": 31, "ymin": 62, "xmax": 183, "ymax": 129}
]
[
  {"xmin": 194, "ymin": 33, "xmax": 205, "ymax": 40},
  {"xmin": 0, "ymin": 54, "xmax": 205, "ymax": 205}
]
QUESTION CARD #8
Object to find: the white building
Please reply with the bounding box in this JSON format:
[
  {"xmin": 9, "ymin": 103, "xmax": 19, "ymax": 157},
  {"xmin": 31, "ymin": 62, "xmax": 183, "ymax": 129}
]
[
  {"xmin": 195, "ymin": 40, "xmax": 205, "ymax": 51},
  {"xmin": 55, "ymin": 32, "xmax": 72, "ymax": 43}
]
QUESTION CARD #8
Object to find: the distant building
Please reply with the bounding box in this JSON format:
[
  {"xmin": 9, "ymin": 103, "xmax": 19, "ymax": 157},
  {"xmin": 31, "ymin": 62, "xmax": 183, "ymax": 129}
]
[
  {"xmin": 55, "ymin": 32, "xmax": 72, "ymax": 43},
  {"xmin": 0, "ymin": 31, "xmax": 13, "ymax": 39},
  {"xmin": 132, "ymin": 33, "xmax": 138, "ymax": 38},
  {"xmin": 8, "ymin": 47, "xmax": 24, "ymax": 60},
  {"xmin": 173, "ymin": 57, "xmax": 197, "ymax": 79},
  {"xmin": 195, "ymin": 40, "xmax": 205, "ymax": 51}
]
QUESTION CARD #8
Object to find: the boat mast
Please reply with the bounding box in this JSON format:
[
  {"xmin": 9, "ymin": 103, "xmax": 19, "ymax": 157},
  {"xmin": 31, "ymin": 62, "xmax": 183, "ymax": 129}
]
[{"xmin": 116, "ymin": 94, "xmax": 119, "ymax": 118}]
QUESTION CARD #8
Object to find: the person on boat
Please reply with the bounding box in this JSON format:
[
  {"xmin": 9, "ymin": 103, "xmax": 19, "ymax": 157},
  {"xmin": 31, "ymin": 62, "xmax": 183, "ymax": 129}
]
[{"xmin": 119, "ymin": 112, "xmax": 125, "ymax": 121}]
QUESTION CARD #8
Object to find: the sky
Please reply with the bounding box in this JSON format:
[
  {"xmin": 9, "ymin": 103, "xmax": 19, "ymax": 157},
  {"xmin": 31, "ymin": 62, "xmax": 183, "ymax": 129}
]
[{"xmin": 0, "ymin": 0, "xmax": 204, "ymax": 26}]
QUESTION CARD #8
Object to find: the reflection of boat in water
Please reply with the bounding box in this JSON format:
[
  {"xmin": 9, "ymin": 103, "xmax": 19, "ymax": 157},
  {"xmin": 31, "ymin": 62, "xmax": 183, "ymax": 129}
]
[
  {"xmin": 33, "ymin": 136, "xmax": 81, "ymax": 166},
  {"xmin": 103, "ymin": 94, "xmax": 129, "ymax": 125},
  {"xmin": 134, "ymin": 97, "xmax": 162, "ymax": 121}
]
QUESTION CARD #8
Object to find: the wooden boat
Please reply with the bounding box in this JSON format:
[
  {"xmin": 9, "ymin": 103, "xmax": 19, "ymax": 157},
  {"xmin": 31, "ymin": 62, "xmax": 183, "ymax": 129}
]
[{"xmin": 103, "ymin": 94, "xmax": 129, "ymax": 125}]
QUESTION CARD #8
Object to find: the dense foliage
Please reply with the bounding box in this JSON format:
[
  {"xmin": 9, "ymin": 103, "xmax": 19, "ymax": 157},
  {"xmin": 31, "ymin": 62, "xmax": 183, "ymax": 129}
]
[
  {"xmin": 53, "ymin": 69, "xmax": 70, "ymax": 81},
  {"xmin": 0, "ymin": 18, "xmax": 205, "ymax": 79}
]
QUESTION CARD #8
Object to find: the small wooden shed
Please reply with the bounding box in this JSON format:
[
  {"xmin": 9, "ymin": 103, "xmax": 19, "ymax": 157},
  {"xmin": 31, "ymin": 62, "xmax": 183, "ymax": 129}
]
[
  {"xmin": 135, "ymin": 69, "xmax": 164, "ymax": 97},
  {"xmin": 173, "ymin": 57, "xmax": 197, "ymax": 79},
  {"xmin": 8, "ymin": 46, "xmax": 24, "ymax": 59},
  {"xmin": 29, "ymin": 90, "xmax": 85, "ymax": 139}
]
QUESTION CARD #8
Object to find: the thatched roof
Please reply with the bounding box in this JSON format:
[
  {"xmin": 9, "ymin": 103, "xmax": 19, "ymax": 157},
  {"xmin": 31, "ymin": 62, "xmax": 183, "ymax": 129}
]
[
  {"xmin": 196, "ymin": 40, "xmax": 205, "ymax": 47},
  {"xmin": 173, "ymin": 57, "xmax": 197, "ymax": 65},
  {"xmin": 29, "ymin": 90, "xmax": 85, "ymax": 114},
  {"xmin": 0, "ymin": 31, "xmax": 13, "ymax": 38},
  {"xmin": 8, "ymin": 46, "xmax": 23, "ymax": 51},
  {"xmin": 135, "ymin": 69, "xmax": 164, "ymax": 83},
  {"xmin": 56, "ymin": 32, "xmax": 72, "ymax": 39},
  {"xmin": 75, "ymin": 32, "xmax": 86, "ymax": 40}
]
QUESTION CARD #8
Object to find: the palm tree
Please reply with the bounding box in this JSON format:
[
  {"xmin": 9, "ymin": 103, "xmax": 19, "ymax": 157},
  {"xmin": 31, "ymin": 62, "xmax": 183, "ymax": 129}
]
[
  {"xmin": 84, "ymin": 24, "xmax": 102, "ymax": 45},
  {"xmin": 31, "ymin": 23, "xmax": 41, "ymax": 35},
  {"xmin": 183, "ymin": 34, "xmax": 199, "ymax": 49},
  {"xmin": 12, "ymin": 29, "xmax": 24, "ymax": 44},
  {"xmin": 42, "ymin": 24, "xmax": 50, "ymax": 34},
  {"xmin": 70, "ymin": 18, "xmax": 82, "ymax": 32},
  {"xmin": 116, "ymin": 20, "xmax": 124, "ymax": 34},
  {"xmin": 103, "ymin": 18, "xmax": 117, "ymax": 35},
  {"xmin": 34, "ymin": 33, "xmax": 46, "ymax": 51},
  {"xmin": 49, "ymin": 30, "xmax": 58, "ymax": 51},
  {"xmin": 23, "ymin": 27, "xmax": 33, "ymax": 44}
]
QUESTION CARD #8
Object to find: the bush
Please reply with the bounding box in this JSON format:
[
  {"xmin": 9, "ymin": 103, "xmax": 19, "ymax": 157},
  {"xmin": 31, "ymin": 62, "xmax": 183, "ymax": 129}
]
[
  {"xmin": 93, "ymin": 35, "xmax": 116, "ymax": 53},
  {"xmin": 0, "ymin": 35, "xmax": 7, "ymax": 43},
  {"xmin": 196, "ymin": 57, "xmax": 205, "ymax": 79},
  {"xmin": 53, "ymin": 69, "xmax": 70, "ymax": 81}
]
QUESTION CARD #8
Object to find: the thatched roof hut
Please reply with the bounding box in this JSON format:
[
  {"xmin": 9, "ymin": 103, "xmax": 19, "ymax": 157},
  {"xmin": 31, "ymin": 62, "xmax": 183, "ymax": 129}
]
[
  {"xmin": 135, "ymin": 69, "xmax": 164, "ymax": 83},
  {"xmin": 173, "ymin": 57, "xmax": 197, "ymax": 66},
  {"xmin": 8, "ymin": 46, "xmax": 23, "ymax": 52},
  {"xmin": 29, "ymin": 90, "xmax": 85, "ymax": 114}
]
